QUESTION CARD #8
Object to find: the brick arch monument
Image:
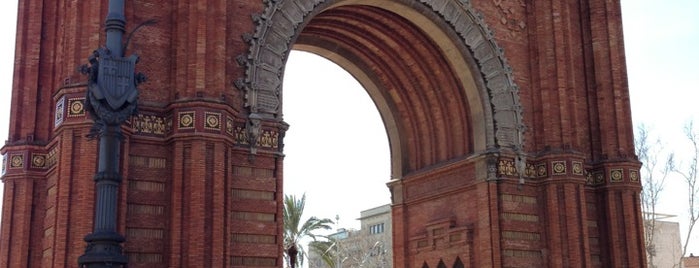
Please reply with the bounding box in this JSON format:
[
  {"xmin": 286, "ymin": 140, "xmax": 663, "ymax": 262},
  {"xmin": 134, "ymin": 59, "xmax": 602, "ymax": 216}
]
[{"xmin": 0, "ymin": 0, "xmax": 644, "ymax": 267}]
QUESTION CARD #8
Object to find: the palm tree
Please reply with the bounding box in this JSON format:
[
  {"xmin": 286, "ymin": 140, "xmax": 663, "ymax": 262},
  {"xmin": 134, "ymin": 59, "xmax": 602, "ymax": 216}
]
[
  {"xmin": 283, "ymin": 193, "xmax": 334, "ymax": 268},
  {"xmin": 309, "ymin": 239, "xmax": 337, "ymax": 268}
]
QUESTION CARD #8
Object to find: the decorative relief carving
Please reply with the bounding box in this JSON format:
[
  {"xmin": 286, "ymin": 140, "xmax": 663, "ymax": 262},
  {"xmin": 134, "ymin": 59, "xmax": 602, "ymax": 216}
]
[
  {"xmin": 497, "ymin": 158, "xmax": 535, "ymax": 178},
  {"xmin": 536, "ymin": 163, "xmax": 547, "ymax": 178},
  {"xmin": 610, "ymin": 169, "xmax": 623, "ymax": 183},
  {"xmin": 629, "ymin": 169, "xmax": 639, "ymax": 182},
  {"xmin": 225, "ymin": 118, "xmax": 281, "ymax": 151},
  {"xmin": 132, "ymin": 114, "xmax": 168, "ymax": 136},
  {"xmin": 30, "ymin": 153, "xmax": 47, "ymax": 169},
  {"xmin": 226, "ymin": 117, "xmax": 235, "ymax": 135},
  {"xmin": 67, "ymin": 98, "xmax": 86, "ymax": 117},
  {"xmin": 47, "ymin": 146, "xmax": 58, "ymax": 168},
  {"xmin": 572, "ymin": 161, "xmax": 583, "ymax": 176},
  {"xmin": 525, "ymin": 163, "xmax": 536, "ymax": 178},
  {"xmin": 1, "ymin": 154, "xmax": 5, "ymax": 176},
  {"xmin": 593, "ymin": 172, "xmax": 604, "ymax": 185},
  {"xmin": 412, "ymin": 218, "xmax": 471, "ymax": 252},
  {"xmin": 234, "ymin": 126, "xmax": 248, "ymax": 145},
  {"xmin": 178, "ymin": 111, "xmax": 195, "ymax": 129},
  {"xmin": 418, "ymin": 0, "xmax": 525, "ymax": 151},
  {"xmin": 500, "ymin": 158, "xmax": 590, "ymax": 179},
  {"xmin": 551, "ymin": 161, "xmax": 566, "ymax": 175},
  {"xmin": 498, "ymin": 159, "xmax": 517, "ymax": 176},
  {"xmin": 9, "ymin": 154, "xmax": 23, "ymax": 169},
  {"xmin": 204, "ymin": 112, "xmax": 221, "ymax": 131},
  {"xmin": 55, "ymin": 97, "xmax": 65, "ymax": 127}
]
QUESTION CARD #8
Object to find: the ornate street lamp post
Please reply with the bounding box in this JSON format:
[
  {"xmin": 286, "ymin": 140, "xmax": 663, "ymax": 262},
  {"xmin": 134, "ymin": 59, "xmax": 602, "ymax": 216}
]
[{"xmin": 77, "ymin": 0, "xmax": 144, "ymax": 267}]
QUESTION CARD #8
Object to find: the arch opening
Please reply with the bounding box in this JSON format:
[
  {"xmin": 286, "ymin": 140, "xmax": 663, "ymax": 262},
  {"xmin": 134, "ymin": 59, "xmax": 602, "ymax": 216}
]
[{"xmin": 288, "ymin": 2, "xmax": 487, "ymax": 177}]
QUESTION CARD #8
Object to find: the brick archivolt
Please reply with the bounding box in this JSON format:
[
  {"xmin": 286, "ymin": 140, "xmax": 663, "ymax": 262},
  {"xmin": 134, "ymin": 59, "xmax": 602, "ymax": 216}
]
[{"xmin": 237, "ymin": 0, "xmax": 525, "ymax": 173}]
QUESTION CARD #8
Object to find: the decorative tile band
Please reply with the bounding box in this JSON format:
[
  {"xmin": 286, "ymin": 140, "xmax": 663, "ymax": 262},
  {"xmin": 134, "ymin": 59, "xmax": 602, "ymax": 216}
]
[
  {"xmin": 128, "ymin": 108, "xmax": 282, "ymax": 150},
  {"xmin": 585, "ymin": 168, "xmax": 640, "ymax": 185}
]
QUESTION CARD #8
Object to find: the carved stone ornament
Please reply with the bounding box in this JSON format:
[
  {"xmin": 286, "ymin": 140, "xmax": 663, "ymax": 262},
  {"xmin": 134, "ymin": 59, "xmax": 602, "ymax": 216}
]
[
  {"xmin": 237, "ymin": 0, "xmax": 525, "ymax": 152},
  {"xmin": 81, "ymin": 47, "xmax": 144, "ymax": 137}
]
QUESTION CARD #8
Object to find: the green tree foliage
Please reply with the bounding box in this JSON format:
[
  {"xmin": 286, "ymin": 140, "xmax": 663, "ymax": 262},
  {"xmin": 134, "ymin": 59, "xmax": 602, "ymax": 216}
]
[{"xmin": 283, "ymin": 194, "xmax": 334, "ymax": 268}]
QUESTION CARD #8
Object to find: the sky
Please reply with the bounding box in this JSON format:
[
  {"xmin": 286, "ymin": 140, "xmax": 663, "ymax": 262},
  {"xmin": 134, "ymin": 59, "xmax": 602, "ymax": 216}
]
[{"xmin": 0, "ymin": 0, "xmax": 698, "ymax": 261}]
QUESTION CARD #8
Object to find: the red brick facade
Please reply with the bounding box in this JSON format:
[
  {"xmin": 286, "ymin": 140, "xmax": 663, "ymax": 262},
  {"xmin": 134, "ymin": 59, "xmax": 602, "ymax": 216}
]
[{"xmin": 0, "ymin": 0, "xmax": 644, "ymax": 267}]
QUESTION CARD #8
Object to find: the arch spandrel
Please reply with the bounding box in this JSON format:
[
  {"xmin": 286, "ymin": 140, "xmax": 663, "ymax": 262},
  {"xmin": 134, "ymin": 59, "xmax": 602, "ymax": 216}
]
[{"xmin": 236, "ymin": 0, "xmax": 525, "ymax": 174}]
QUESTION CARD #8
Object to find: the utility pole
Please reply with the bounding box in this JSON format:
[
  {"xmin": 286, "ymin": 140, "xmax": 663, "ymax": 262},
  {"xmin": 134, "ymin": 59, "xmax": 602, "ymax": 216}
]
[{"xmin": 77, "ymin": 0, "xmax": 145, "ymax": 267}]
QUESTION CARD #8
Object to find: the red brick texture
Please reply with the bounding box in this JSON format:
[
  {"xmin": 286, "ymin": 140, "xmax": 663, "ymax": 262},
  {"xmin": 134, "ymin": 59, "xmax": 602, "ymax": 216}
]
[{"xmin": 0, "ymin": 0, "xmax": 644, "ymax": 267}]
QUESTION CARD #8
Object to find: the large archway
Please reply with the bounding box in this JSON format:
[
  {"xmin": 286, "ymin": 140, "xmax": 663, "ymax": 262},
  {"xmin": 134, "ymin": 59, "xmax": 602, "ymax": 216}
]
[
  {"xmin": 235, "ymin": 0, "xmax": 524, "ymax": 266},
  {"xmin": 236, "ymin": 1, "xmax": 526, "ymax": 168}
]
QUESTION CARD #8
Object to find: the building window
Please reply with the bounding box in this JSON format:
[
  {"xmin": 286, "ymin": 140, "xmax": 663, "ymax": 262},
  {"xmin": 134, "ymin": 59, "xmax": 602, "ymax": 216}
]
[{"xmin": 369, "ymin": 223, "xmax": 385, "ymax": 234}]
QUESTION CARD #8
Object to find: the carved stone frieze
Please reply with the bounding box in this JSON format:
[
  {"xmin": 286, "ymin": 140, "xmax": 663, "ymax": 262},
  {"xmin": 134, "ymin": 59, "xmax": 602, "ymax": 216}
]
[{"xmin": 131, "ymin": 114, "xmax": 170, "ymax": 136}]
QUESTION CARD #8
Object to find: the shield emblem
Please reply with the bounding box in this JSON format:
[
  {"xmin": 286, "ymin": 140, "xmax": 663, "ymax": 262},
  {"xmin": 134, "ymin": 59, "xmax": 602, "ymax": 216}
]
[{"xmin": 95, "ymin": 52, "xmax": 138, "ymax": 110}]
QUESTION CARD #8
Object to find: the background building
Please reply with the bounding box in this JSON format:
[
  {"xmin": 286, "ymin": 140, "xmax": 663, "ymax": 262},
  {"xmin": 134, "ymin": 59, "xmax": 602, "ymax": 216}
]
[
  {"xmin": 646, "ymin": 215, "xmax": 683, "ymax": 268},
  {"xmin": 309, "ymin": 204, "xmax": 392, "ymax": 268}
]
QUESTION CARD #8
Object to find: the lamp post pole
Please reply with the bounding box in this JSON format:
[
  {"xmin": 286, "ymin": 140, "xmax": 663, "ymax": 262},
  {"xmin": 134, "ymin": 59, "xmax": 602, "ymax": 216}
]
[{"xmin": 78, "ymin": 0, "xmax": 143, "ymax": 267}]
